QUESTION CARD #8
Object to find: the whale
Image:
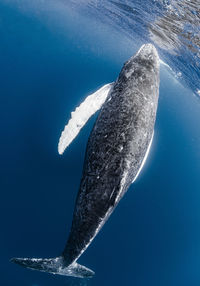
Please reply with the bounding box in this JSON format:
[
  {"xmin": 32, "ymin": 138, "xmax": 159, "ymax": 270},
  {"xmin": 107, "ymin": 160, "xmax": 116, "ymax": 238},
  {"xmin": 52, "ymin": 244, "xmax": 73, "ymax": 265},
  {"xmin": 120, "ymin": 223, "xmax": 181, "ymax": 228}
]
[{"xmin": 11, "ymin": 44, "xmax": 160, "ymax": 278}]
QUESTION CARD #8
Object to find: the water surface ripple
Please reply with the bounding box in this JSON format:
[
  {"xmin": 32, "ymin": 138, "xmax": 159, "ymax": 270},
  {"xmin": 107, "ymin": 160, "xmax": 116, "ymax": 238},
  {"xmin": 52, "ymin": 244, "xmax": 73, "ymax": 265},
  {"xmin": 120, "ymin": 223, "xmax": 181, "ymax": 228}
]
[{"xmin": 66, "ymin": 0, "xmax": 200, "ymax": 97}]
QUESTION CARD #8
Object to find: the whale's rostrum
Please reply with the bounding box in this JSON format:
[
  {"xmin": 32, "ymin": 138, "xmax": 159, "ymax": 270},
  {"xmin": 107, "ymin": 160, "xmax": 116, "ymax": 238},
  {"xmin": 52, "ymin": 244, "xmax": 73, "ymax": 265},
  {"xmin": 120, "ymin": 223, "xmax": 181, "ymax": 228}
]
[{"xmin": 11, "ymin": 44, "xmax": 160, "ymax": 278}]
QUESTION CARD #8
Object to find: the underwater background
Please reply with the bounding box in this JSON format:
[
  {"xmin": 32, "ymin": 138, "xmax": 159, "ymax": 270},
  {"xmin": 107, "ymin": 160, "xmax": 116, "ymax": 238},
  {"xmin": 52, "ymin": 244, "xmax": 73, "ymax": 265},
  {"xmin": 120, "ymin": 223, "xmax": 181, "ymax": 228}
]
[{"xmin": 1, "ymin": 0, "xmax": 200, "ymax": 285}]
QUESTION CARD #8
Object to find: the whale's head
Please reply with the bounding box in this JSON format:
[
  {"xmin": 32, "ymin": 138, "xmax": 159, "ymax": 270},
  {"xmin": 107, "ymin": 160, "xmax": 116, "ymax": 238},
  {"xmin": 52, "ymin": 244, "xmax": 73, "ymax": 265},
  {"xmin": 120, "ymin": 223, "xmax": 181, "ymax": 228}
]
[
  {"xmin": 135, "ymin": 43, "xmax": 159, "ymax": 67},
  {"xmin": 128, "ymin": 43, "xmax": 159, "ymax": 70},
  {"xmin": 117, "ymin": 43, "xmax": 160, "ymax": 95},
  {"xmin": 120, "ymin": 44, "xmax": 159, "ymax": 79}
]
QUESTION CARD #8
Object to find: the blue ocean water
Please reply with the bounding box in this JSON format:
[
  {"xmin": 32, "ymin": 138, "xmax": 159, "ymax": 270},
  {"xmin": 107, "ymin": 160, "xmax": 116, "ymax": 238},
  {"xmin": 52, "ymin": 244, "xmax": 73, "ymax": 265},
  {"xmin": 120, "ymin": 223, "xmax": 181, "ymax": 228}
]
[{"xmin": 1, "ymin": 1, "xmax": 200, "ymax": 286}]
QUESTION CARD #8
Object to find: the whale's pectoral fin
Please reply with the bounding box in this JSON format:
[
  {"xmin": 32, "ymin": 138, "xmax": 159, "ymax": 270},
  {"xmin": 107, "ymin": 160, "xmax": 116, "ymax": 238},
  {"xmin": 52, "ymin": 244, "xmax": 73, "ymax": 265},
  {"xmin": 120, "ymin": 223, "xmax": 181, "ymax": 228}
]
[
  {"xmin": 11, "ymin": 256, "xmax": 94, "ymax": 278},
  {"xmin": 58, "ymin": 82, "xmax": 114, "ymax": 155}
]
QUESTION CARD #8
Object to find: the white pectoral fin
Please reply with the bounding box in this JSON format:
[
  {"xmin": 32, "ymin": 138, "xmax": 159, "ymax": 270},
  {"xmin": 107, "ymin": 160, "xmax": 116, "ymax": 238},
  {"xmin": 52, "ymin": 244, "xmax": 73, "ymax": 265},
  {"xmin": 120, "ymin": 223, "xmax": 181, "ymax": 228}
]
[
  {"xmin": 132, "ymin": 131, "xmax": 154, "ymax": 183},
  {"xmin": 58, "ymin": 82, "xmax": 114, "ymax": 155}
]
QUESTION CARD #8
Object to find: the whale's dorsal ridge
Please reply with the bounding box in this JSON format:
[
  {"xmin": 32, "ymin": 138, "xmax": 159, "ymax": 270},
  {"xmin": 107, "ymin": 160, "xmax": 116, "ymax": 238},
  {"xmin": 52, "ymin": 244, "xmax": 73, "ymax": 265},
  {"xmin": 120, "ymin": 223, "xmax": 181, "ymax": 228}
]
[{"xmin": 58, "ymin": 82, "xmax": 114, "ymax": 155}]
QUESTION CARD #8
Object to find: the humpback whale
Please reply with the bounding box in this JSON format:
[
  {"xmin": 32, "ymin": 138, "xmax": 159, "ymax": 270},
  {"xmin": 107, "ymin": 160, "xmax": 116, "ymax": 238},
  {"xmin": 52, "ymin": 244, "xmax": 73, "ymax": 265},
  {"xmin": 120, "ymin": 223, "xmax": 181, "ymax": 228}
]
[{"xmin": 11, "ymin": 44, "xmax": 160, "ymax": 278}]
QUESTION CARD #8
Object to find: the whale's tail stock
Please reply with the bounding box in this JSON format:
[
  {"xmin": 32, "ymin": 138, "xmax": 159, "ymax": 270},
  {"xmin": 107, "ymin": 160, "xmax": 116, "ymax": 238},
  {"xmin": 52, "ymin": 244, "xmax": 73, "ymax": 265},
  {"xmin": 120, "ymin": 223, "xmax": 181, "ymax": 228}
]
[{"xmin": 10, "ymin": 256, "xmax": 94, "ymax": 278}]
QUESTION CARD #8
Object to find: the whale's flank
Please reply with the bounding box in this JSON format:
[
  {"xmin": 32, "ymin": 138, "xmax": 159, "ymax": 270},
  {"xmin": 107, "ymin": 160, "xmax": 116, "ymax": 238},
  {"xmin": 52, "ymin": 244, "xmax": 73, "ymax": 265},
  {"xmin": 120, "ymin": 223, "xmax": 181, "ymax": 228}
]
[{"xmin": 132, "ymin": 131, "xmax": 154, "ymax": 183}]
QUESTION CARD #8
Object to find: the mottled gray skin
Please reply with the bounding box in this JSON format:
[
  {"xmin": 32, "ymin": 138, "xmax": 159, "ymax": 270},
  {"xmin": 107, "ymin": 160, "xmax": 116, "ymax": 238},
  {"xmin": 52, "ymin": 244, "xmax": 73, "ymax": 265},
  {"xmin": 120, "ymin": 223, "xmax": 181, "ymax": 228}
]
[{"xmin": 63, "ymin": 44, "xmax": 160, "ymax": 265}]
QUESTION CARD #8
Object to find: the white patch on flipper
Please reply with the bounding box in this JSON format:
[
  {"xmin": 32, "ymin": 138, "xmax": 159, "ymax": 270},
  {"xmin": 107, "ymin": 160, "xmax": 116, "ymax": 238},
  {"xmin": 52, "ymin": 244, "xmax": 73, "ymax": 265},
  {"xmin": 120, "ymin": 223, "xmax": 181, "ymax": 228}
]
[
  {"xmin": 132, "ymin": 131, "xmax": 154, "ymax": 183},
  {"xmin": 58, "ymin": 83, "xmax": 114, "ymax": 155}
]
